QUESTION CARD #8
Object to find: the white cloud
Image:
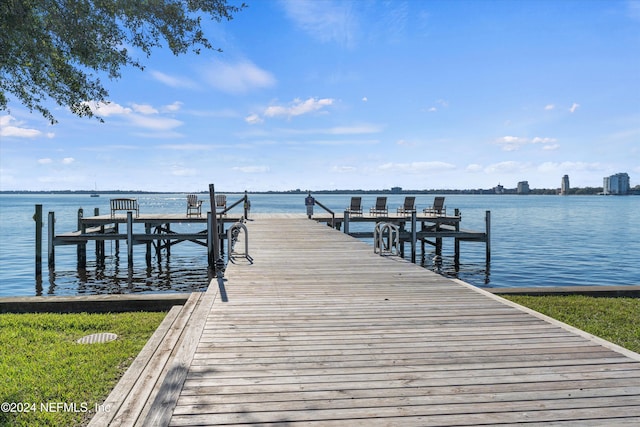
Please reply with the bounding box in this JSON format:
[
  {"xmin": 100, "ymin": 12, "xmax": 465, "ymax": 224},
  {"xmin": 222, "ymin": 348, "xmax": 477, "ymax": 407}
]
[
  {"xmin": 265, "ymin": 98, "xmax": 334, "ymax": 118},
  {"xmin": 538, "ymin": 161, "xmax": 603, "ymax": 173},
  {"xmin": 85, "ymin": 101, "xmax": 132, "ymax": 116},
  {"xmin": 542, "ymin": 144, "xmax": 560, "ymax": 151},
  {"xmin": 62, "ymin": 157, "xmax": 75, "ymax": 165},
  {"xmin": 171, "ymin": 167, "xmax": 197, "ymax": 177},
  {"xmin": 280, "ymin": 0, "xmax": 358, "ymax": 48},
  {"xmin": 569, "ymin": 102, "xmax": 580, "ymax": 113},
  {"xmin": 484, "ymin": 161, "xmax": 528, "ymax": 174},
  {"xmin": 531, "ymin": 137, "xmax": 557, "ymax": 144},
  {"xmin": 128, "ymin": 115, "xmax": 183, "ymax": 131},
  {"xmin": 158, "ymin": 143, "xmax": 213, "ymax": 151},
  {"xmin": 362, "ymin": 97, "xmax": 368, "ymax": 102},
  {"xmin": 248, "ymin": 98, "xmax": 336, "ymax": 123},
  {"xmin": 325, "ymin": 124, "xmax": 379, "ymax": 135},
  {"xmin": 331, "ymin": 165, "xmax": 357, "ymax": 172},
  {"xmin": 163, "ymin": 102, "xmax": 183, "ymax": 112},
  {"xmin": 425, "ymin": 99, "xmax": 448, "ymax": 113},
  {"xmin": 203, "ymin": 60, "xmax": 276, "ymax": 94},
  {"xmin": 495, "ymin": 136, "xmax": 528, "ymax": 151},
  {"xmin": 378, "ymin": 161, "xmax": 456, "ymax": 173},
  {"xmin": 544, "ymin": 104, "xmax": 555, "ymax": 110},
  {"xmin": 151, "ymin": 70, "xmax": 197, "ymax": 89},
  {"xmin": 132, "ymin": 104, "xmax": 159, "ymax": 115},
  {"xmin": 38, "ymin": 158, "xmax": 53, "ymax": 165},
  {"xmin": 232, "ymin": 165, "xmax": 270, "ymax": 173},
  {"xmin": 245, "ymin": 114, "xmax": 264, "ymax": 125},
  {"xmin": 466, "ymin": 164, "xmax": 484, "ymax": 172},
  {"xmin": 0, "ymin": 115, "xmax": 42, "ymax": 138},
  {"xmin": 495, "ymin": 136, "xmax": 558, "ymax": 151}
]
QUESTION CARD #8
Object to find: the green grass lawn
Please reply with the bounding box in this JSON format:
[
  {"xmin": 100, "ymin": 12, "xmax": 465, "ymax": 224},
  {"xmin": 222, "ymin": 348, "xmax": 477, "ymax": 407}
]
[
  {"xmin": 502, "ymin": 295, "xmax": 640, "ymax": 354},
  {"xmin": 0, "ymin": 311, "xmax": 166, "ymax": 427}
]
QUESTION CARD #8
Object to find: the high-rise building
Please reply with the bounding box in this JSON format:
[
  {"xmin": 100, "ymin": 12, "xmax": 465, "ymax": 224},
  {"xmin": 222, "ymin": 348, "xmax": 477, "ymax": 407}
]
[
  {"xmin": 517, "ymin": 181, "xmax": 530, "ymax": 194},
  {"xmin": 560, "ymin": 175, "xmax": 570, "ymax": 195},
  {"xmin": 603, "ymin": 173, "xmax": 630, "ymax": 195}
]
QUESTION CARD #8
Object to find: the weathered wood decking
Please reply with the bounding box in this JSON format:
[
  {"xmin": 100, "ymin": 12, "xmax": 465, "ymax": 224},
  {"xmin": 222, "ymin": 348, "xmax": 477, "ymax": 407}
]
[{"xmin": 99, "ymin": 215, "xmax": 640, "ymax": 426}]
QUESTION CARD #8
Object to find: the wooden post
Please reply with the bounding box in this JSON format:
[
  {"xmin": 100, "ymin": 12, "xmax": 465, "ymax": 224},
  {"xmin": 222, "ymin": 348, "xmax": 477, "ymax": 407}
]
[
  {"xmin": 77, "ymin": 208, "xmax": 86, "ymax": 268},
  {"xmin": 94, "ymin": 208, "xmax": 104, "ymax": 266},
  {"xmin": 207, "ymin": 212, "xmax": 214, "ymax": 268},
  {"xmin": 420, "ymin": 221, "xmax": 425, "ymax": 266},
  {"xmin": 145, "ymin": 223, "xmax": 152, "ymax": 266},
  {"xmin": 48, "ymin": 211, "xmax": 55, "ymax": 269},
  {"xmin": 399, "ymin": 221, "xmax": 405, "ymax": 258},
  {"xmin": 243, "ymin": 190, "xmax": 249, "ymax": 219},
  {"xmin": 219, "ymin": 221, "xmax": 225, "ymax": 257},
  {"xmin": 411, "ymin": 211, "xmax": 417, "ymax": 264},
  {"xmin": 454, "ymin": 208, "xmax": 460, "ymax": 270},
  {"xmin": 127, "ymin": 211, "xmax": 134, "ymax": 268},
  {"xmin": 344, "ymin": 210, "xmax": 350, "ymax": 234},
  {"xmin": 166, "ymin": 223, "xmax": 171, "ymax": 257},
  {"xmin": 209, "ymin": 184, "xmax": 220, "ymax": 272},
  {"xmin": 485, "ymin": 210, "xmax": 491, "ymax": 263},
  {"xmin": 34, "ymin": 204, "xmax": 43, "ymax": 280},
  {"xmin": 435, "ymin": 220, "xmax": 442, "ymax": 257},
  {"xmin": 114, "ymin": 222, "xmax": 120, "ymax": 254}
]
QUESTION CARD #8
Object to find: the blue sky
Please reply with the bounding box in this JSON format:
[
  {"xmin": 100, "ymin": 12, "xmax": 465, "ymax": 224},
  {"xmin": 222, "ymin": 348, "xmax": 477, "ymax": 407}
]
[{"xmin": 1, "ymin": 0, "xmax": 639, "ymax": 192}]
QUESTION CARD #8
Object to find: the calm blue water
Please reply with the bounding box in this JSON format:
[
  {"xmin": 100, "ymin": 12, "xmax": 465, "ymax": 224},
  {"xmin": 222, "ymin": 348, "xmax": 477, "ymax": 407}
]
[{"xmin": 0, "ymin": 193, "xmax": 638, "ymax": 296}]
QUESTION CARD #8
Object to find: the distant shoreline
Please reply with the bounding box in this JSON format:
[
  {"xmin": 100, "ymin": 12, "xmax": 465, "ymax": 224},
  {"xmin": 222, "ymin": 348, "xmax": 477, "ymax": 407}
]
[{"xmin": 1, "ymin": 188, "xmax": 638, "ymax": 195}]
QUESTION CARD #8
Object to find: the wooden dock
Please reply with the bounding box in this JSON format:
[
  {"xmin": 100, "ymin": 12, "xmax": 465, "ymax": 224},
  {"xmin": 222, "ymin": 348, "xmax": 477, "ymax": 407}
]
[
  {"xmin": 37, "ymin": 190, "xmax": 489, "ymax": 277},
  {"xmin": 94, "ymin": 215, "xmax": 640, "ymax": 426}
]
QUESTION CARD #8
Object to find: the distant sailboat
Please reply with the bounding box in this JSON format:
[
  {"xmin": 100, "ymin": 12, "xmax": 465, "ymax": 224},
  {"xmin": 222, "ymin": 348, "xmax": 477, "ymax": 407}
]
[{"xmin": 90, "ymin": 182, "xmax": 100, "ymax": 197}]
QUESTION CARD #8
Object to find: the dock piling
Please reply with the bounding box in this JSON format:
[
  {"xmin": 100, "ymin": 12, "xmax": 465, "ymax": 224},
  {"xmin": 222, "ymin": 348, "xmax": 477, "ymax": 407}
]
[
  {"xmin": 411, "ymin": 211, "xmax": 417, "ymax": 263},
  {"xmin": 486, "ymin": 210, "xmax": 491, "ymax": 263},
  {"xmin": 34, "ymin": 205, "xmax": 43, "ymax": 280},
  {"xmin": 77, "ymin": 208, "xmax": 86, "ymax": 268},
  {"xmin": 48, "ymin": 211, "xmax": 55, "ymax": 269},
  {"xmin": 127, "ymin": 211, "xmax": 134, "ymax": 268},
  {"xmin": 343, "ymin": 210, "xmax": 350, "ymax": 234},
  {"xmin": 208, "ymin": 184, "xmax": 221, "ymax": 272}
]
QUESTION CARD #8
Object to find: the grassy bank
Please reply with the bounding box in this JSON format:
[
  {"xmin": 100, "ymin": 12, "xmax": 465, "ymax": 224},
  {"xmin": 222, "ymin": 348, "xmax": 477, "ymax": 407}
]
[
  {"xmin": 0, "ymin": 311, "xmax": 166, "ymax": 427},
  {"xmin": 502, "ymin": 295, "xmax": 640, "ymax": 353}
]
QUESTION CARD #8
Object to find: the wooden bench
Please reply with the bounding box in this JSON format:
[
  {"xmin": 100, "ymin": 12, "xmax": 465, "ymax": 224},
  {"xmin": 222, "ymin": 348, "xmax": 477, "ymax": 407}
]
[{"xmin": 110, "ymin": 198, "xmax": 139, "ymax": 218}]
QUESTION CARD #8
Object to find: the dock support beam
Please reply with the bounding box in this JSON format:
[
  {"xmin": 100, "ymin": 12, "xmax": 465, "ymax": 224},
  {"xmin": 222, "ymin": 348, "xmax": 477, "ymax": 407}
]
[
  {"xmin": 486, "ymin": 210, "xmax": 491, "ymax": 263},
  {"xmin": 48, "ymin": 211, "xmax": 55, "ymax": 269},
  {"xmin": 127, "ymin": 211, "xmax": 134, "ymax": 268},
  {"xmin": 343, "ymin": 210, "xmax": 350, "ymax": 234},
  {"xmin": 35, "ymin": 205, "xmax": 43, "ymax": 280},
  {"xmin": 208, "ymin": 184, "xmax": 221, "ymax": 272},
  {"xmin": 77, "ymin": 208, "xmax": 86, "ymax": 269},
  {"xmin": 454, "ymin": 208, "xmax": 461, "ymax": 269},
  {"xmin": 145, "ymin": 223, "xmax": 152, "ymax": 266},
  {"xmin": 411, "ymin": 211, "xmax": 417, "ymax": 264}
]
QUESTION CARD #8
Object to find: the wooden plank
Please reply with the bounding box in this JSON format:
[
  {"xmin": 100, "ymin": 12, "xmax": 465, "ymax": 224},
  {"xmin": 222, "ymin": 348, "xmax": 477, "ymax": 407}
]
[
  {"xmin": 163, "ymin": 217, "xmax": 640, "ymax": 426},
  {"xmin": 139, "ymin": 280, "xmax": 220, "ymax": 426}
]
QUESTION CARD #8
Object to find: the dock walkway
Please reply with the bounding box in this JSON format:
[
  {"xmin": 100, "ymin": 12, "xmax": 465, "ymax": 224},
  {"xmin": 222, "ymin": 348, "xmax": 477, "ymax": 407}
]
[{"xmin": 101, "ymin": 215, "xmax": 640, "ymax": 426}]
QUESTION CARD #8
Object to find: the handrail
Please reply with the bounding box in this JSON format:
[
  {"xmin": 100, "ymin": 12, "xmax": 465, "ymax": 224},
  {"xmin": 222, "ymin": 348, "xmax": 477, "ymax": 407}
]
[
  {"xmin": 219, "ymin": 191, "xmax": 250, "ymax": 217},
  {"xmin": 310, "ymin": 194, "xmax": 335, "ymax": 228}
]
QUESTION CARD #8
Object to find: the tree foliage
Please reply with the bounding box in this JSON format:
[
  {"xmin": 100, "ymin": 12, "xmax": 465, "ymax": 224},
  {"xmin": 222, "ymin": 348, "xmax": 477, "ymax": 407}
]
[{"xmin": 0, "ymin": 0, "xmax": 245, "ymax": 123}]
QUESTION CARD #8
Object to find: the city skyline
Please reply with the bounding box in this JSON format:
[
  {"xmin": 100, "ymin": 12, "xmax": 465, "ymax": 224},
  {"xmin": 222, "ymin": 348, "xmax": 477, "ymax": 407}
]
[{"xmin": 1, "ymin": 0, "xmax": 639, "ymax": 192}]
